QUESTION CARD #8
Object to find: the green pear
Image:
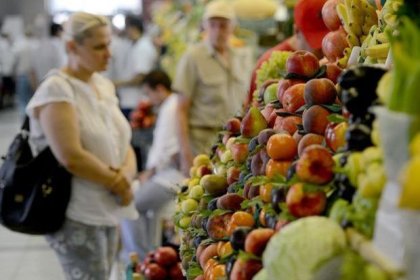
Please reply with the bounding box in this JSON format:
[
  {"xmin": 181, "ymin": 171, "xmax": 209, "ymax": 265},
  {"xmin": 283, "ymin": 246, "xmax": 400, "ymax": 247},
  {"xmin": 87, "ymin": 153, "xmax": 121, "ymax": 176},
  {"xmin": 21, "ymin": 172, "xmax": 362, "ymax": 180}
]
[{"xmin": 240, "ymin": 106, "xmax": 268, "ymax": 138}]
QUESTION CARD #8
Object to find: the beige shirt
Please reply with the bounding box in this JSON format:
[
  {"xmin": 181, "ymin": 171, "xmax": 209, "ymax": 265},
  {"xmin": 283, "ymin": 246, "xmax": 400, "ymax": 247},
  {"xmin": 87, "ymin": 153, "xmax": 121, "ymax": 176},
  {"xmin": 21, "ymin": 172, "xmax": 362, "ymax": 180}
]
[{"xmin": 173, "ymin": 41, "xmax": 250, "ymax": 128}]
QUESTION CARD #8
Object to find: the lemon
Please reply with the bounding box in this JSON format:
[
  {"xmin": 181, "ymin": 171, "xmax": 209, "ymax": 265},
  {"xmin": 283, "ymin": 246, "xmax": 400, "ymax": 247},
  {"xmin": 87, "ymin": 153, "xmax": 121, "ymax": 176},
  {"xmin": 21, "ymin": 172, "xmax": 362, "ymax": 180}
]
[
  {"xmin": 409, "ymin": 133, "xmax": 420, "ymax": 156},
  {"xmin": 399, "ymin": 156, "xmax": 420, "ymax": 209}
]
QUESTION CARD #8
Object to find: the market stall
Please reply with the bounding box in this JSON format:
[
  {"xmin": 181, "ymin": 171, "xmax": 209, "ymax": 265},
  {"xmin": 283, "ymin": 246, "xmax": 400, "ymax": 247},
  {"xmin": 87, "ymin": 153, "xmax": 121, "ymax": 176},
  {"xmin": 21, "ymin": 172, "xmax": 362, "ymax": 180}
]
[{"xmin": 126, "ymin": 0, "xmax": 420, "ymax": 279}]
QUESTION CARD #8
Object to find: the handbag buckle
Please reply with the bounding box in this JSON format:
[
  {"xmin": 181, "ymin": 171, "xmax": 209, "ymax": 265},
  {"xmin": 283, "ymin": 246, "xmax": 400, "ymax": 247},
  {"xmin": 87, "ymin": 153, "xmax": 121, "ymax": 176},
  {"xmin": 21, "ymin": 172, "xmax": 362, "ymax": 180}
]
[{"xmin": 42, "ymin": 184, "xmax": 53, "ymax": 197}]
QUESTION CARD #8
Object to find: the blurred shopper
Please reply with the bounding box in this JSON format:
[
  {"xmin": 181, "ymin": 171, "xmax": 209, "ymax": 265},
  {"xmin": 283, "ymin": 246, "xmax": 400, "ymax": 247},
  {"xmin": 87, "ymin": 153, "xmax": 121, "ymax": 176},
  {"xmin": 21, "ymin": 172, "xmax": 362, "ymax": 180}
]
[
  {"xmin": 102, "ymin": 26, "xmax": 130, "ymax": 82},
  {"xmin": 173, "ymin": 0, "xmax": 251, "ymax": 176},
  {"xmin": 121, "ymin": 70, "xmax": 184, "ymax": 260},
  {"xmin": 30, "ymin": 22, "xmax": 66, "ymax": 87},
  {"xmin": 25, "ymin": 12, "xmax": 138, "ymax": 280},
  {"xmin": 248, "ymin": 0, "xmax": 330, "ymax": 95},
  {"xmin": 113, "ymin": 16, "xmax": 158, "ymax": 119},
  {"xmin": 14, "ymin": 28, "xmax": 39, "ymax": 117},
  {"xmin": 0, "ymin": 33, "xmax": 16, "ymax": 107}
]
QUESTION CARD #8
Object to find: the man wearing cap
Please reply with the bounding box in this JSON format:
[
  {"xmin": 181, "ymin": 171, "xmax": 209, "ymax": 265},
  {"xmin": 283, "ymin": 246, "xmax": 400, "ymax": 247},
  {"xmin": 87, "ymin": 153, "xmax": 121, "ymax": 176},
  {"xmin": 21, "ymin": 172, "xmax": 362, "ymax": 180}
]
[
  {"xmin": 248, "ymin": 0, "xmax": 330, "ymax": 95},
  {"xmin": 173, "ymin": 0, "xmax": 251, "ymax": 175}
]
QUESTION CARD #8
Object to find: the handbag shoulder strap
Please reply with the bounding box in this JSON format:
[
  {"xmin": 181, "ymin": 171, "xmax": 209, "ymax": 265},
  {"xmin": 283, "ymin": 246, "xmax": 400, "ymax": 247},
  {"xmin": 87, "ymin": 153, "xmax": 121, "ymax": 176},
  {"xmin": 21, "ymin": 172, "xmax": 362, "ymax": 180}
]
[{"xmin": 22, "ymin": 70, "xmax": 76, "ymax": 134}]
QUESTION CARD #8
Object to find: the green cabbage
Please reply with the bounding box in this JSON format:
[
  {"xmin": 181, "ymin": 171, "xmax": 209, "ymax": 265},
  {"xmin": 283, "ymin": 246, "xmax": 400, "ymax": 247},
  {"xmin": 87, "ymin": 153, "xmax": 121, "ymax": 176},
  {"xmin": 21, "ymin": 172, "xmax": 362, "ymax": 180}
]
[{"xmin": 262, "ymin": 216, "xmax": 347, "ymax": 280}]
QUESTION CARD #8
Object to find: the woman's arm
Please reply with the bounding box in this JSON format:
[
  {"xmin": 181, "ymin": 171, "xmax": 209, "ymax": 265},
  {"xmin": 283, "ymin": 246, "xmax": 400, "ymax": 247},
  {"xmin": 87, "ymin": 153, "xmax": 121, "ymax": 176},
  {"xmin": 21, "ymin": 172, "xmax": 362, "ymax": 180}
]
[
  {"xmin": 37, "ymin": 102, "xmax": 131, "ymax": 203},
  {"xmin": 121, "ymin": 145, "xmax": 137, "ymax": 181},
  {"xmin": 176, "ymin": 94, "xmax": 193, "ymax": 176}
]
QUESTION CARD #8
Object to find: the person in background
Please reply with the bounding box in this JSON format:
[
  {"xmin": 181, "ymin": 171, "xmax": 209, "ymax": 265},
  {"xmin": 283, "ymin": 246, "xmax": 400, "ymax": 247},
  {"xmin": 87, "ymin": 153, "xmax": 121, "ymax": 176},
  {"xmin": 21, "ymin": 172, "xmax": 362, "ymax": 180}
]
[
  {"xmin": 30, "ymin": 22, "xmax": 67, "ymax": 87},
  {"xmin": 248, "ymin": 0, "xmax": 330, "ymax": 96},
  {"xmin": 173, "ymin": 0, "xmax": 251, "ymax": 176},
  {"xmin": 14, "ymin": 28, "xmax": 39, "ymax": 118},
  {"xmin": 25, "ymin": 12, "xmax": 138, "ymax": 280},
  {"xmin": 0, "ymin": 32, "xmax": 16, "ymax": 107},
  {"xmin": 113, "ymin": 16, "xmax": 158, "ymax": 119},
  {"xmin": 120, "ymin": 69, "xmax": 184, "ymax": 260}
]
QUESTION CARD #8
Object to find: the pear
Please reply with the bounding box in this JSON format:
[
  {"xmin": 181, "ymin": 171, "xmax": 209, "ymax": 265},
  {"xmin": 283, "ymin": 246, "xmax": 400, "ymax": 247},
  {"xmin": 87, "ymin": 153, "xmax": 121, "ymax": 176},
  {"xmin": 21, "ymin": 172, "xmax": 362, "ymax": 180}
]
[{"xmin": 240, "ymin": 106, "xmax": 268, "ymax": 138}]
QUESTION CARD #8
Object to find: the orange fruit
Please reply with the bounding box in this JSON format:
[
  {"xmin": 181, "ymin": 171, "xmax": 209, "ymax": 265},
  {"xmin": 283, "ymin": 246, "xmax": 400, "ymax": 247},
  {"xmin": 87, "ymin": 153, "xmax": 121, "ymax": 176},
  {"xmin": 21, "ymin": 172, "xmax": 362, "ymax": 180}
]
[
  {"xmin": 265, "ymin": 159, "xmax": 292, "ymax": 178},
  {"xmin": 208, "ymin": 264, "xmax": 226, "ymax": 280},
  {"xmin": 260, "ymin": 183, "xmax": 273, "ymax": 203},
  {"xmin": 266, "ymin": 133, "xmax": 298, "ymax": 160}
]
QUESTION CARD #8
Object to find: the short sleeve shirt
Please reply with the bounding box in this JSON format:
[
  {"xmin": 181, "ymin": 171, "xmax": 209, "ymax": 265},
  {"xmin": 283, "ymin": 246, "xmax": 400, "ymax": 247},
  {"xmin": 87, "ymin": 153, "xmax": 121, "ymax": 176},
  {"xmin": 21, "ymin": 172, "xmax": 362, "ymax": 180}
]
[
  {"xmin": 118, "ymin": 36, "xmax": 158, "ymax": 109},
  {"xmin": 173, "ymin": 41, "xmax": 251, "ymax": 128},
  {"xmin": 26, "ymin": 70, "xmax": 137, "ymax": 226}
]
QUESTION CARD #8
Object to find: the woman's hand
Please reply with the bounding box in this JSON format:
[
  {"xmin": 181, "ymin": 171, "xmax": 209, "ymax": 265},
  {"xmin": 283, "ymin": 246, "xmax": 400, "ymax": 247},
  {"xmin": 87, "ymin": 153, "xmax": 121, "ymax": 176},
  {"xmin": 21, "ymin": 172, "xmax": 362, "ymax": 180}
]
[{"xmin": 118, "ymin": 189, "xmax": 133, "ymax": 206}]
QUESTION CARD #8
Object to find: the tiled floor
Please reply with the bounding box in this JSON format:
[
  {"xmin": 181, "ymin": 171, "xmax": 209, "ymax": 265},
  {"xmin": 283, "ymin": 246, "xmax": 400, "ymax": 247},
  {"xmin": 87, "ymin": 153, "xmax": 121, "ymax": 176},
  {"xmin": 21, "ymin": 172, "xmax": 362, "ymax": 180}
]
[{"xmin": 0, "ymin": 108, "xmax": 64, "ymax": 280}]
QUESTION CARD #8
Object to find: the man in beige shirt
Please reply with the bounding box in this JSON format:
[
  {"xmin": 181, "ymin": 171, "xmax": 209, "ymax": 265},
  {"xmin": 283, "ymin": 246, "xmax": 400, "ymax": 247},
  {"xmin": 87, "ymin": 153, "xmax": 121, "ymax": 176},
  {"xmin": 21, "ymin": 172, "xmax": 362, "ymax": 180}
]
[{"xmin": 173, "ymin": 0, "xmax": 251, "ymax": 175}]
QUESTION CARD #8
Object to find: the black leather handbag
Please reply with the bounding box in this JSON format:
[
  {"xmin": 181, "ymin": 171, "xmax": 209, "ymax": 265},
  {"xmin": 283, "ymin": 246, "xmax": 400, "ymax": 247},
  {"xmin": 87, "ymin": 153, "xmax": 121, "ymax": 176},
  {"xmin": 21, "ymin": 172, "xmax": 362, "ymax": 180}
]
[{"xmin": 0, "ymin": 117, "xmax": 72, "ymax": 234}]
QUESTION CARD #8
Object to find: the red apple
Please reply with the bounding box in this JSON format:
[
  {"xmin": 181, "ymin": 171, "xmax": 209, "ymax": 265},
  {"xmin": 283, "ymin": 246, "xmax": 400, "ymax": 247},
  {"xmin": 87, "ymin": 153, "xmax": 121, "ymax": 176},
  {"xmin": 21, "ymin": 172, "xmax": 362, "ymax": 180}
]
[
  {"xmin": 322, "ymin": 0, "xmax": 341, "ymax": 31},
  {"xmin": 286, "ymin": 183, "xmax": 327, "ymax": 217},
  {"xmin": 154, "ymin": 247, "xmax": 178, "ymax": 267},
  {"xmin": 322, "ymin": 28, "xmax": 349, "ymax": 62},
  {"xmin": 143, "ymin": 263, "xmax": 167, "ymax": 280},
  {"xmin": 325, "ymin": 63, "xmax": 343, "ymax": 84},
  {"xmin": 324, "ymin": 121, "xmax": 348, "ymax": 152},
  {"xmin": 304, "ymin": 78, "xmax": 337, "ymax": 106},
  {"xmin": 286, "ymin": 50, "xmax": 320, "ymax": 78},
  {"xmin": 296, "ymin": 144, "xmax": 335, "ymax": 184},
  {"xmin": 277, "ymin": 79, "xmax": 305, "ymax": 103},
  {"xmin": 244, "ymin": 228, "xmax": 275, "ymax": 256},
  {"xmin": 225, "ymin": 117, "xmax": 242, "ymax": 135},
  {"xmin": 282, "ymin": 83, "xmax": 306, "ymax": 113},
  {"xmin": 302, "ymin": 105, "xmax": 331, "ymax": 135},
  {"xmin": 297, "ymin": 133, "xmax": 325, "ymax": 157},
  {"xmin": 168, "ymin": 262, "xmax": 184, "ymax": 280}
]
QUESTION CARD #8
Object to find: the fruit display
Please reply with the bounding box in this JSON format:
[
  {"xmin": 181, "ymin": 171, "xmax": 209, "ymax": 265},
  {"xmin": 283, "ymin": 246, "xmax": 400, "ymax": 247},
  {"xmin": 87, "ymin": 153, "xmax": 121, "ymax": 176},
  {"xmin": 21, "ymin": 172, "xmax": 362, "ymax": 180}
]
[
  {"xmin": 169, "ymin": 1, "xmax": 419, "ymax": 279},
  {"xmin": 130, "ymin": 100, "xmax": 157, "ymax": 129},
  {"xmin": 126, "ymin": 247, "xmax": 185, "ymax": 280}
]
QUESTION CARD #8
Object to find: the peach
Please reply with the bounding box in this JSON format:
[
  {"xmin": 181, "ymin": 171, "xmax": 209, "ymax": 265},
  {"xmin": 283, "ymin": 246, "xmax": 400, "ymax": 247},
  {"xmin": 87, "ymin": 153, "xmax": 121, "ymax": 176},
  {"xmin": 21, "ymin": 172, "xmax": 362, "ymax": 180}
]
[
  {"xmin": 286, "ymin": 183, "xmax": 327, "ymax": 217},
  {"xmin": 325, "ymin": 63, "xmax": 343, "ymax": 84},
  {"xmin": 302, "ymin": 105, "xmax": 331, "ymax": 135},
  {"xmin": 230, "ymin": 142, "xmax": 249, "ymax": 164},
  {"xmin": 227, "ymin": 166, "xmax": 241, "ymax": 185},
  {"xmin": 296, "ymin": 144, "xmax": 335, "ymax": 184},
  {"xmin": 273, "ymin": 116, "xmax": 302, "ymax": 135},
  {"xmin": 230, "ymin": 259, "xmax": 263, "ymax": 280},
  {"xmin": 244, "ymin": 228, "xmax": 275, "ymax": 256},
  {"xmin": 198, "ymin": 243, "xmax": 218, "ymax": 269},
  {"xmin": 297, "ymin": 133, "xmax": 325, "ymax": 157},
  {"xmin": 304, "ymin": 78, "xmax": 337, "ymax": 106},
  {"xmin": 286, "ymin": 50, "xmax": 320, "ymax": 78}
]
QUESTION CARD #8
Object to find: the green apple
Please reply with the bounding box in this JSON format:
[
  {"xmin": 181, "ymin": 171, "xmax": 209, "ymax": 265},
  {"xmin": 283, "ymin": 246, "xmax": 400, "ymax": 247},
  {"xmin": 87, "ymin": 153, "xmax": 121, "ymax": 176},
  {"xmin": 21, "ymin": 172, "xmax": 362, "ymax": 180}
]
[
  {"xmin": 181, "ymin": 198, "xmax": 198, "ymax": 214},
  {"xmin": 179, "ymin": 216, "xmax": 192, "ymax": 229},
  {"xmin": 264, "ymin": 83, "xmax": 278, "ymax": 105},
  {"xmin": 189, "ymin": 185, "xmax": 204, "ymax": 200}
]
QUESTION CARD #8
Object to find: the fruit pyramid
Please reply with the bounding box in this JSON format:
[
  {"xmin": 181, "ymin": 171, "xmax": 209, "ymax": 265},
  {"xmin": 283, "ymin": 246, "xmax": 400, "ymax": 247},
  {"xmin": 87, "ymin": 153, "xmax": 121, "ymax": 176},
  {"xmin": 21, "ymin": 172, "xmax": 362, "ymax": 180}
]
[{"xmin": 171, "ymin": 1, "xmax": 415, "ymax": 280}]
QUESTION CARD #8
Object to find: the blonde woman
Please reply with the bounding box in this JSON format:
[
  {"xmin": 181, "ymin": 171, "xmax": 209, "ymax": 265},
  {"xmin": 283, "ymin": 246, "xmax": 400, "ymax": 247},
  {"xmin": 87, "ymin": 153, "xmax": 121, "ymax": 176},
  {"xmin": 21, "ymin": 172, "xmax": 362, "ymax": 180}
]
[{"xmin": 26, "ymin": 12, "xmax": 138, "ymax": 279}]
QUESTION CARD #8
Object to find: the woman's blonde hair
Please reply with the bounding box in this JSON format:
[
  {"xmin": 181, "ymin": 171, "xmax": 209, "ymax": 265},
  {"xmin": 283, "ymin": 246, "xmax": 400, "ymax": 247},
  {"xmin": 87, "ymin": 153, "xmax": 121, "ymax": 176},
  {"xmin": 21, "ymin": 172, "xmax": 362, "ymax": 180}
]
[{"xmin": 64, "ymin": 12, "xmax": 109, "ymax": 43}]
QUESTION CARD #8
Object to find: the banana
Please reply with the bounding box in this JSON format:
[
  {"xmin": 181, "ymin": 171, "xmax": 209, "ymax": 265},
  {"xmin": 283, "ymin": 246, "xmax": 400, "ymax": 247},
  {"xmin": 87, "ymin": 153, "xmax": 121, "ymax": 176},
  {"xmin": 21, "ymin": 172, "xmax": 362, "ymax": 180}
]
[
  {"xmin": 337, "ymin": 53, "xmax": 349, "ymax": 68},
  {"xmin": 364, "ymin": 55, "xmax": 377, "ymax": 64},
  {"xmin": 347, "ymin": 32, "xmax": 360, "ymax": 47},
  {"xmin": 337, "ymin": 3, "xmax": 351, "ymax": 33},
  {"xmin": 349, "ymin": 0, "xmax": 363, "ymax": 36},
  {"xmin": 365, "ymin": 43, "xmax": 390, "ymax": 59},
  {"xmin": 375, "ymin": 32, "xmax": 389, "ymax": 44}
]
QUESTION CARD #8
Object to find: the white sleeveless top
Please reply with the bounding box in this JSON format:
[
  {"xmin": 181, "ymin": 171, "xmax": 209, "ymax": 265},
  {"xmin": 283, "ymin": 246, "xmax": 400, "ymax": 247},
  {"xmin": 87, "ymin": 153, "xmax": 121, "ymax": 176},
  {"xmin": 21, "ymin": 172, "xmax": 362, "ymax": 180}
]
[{"xmin": 26, "ymin": 70, "xmax": 138, "ymax": 226}]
